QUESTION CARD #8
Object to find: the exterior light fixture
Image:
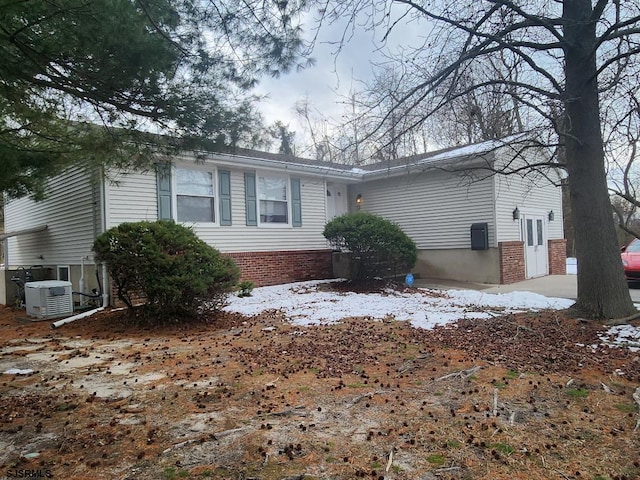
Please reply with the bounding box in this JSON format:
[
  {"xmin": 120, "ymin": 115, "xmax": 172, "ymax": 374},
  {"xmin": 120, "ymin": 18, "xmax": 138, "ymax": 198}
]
[
  {"xmin": 512, "ymin": 207, "xmax": 520, "ymax": 221},
  {"xmin": 355, "ymin": 194, "xmax": 363, "ymax": 206},
  {"xmin": 548, "ymin": 210, "xmax": 554, "ymax": 222}
]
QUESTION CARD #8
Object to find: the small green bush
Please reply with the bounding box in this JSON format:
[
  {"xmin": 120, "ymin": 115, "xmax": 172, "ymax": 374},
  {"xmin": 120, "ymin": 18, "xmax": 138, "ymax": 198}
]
[
  {"xmin": 93, "ymin": 220, "xmax": 239, "ymax": 319},
  {"xmin": 323, "ymin": 212, "xmax": 417, "ymax": 281},
  {"xmin": 236, "ymin": 280, "xmax": 255, "ymax": 297}
]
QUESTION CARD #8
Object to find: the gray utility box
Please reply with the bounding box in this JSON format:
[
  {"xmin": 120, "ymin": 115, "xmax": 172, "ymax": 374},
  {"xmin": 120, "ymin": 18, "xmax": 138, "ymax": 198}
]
[
  {"xmin": 470, "ymin": 223, "xmax": 489, "ymax": 250},
  {"xmin": 25, "ymin": 280, "xmax": 73, "ymax": 319}
]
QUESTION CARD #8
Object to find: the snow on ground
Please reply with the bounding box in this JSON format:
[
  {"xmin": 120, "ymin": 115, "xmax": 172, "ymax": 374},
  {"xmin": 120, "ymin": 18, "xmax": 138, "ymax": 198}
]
[
  {"xmin": 225, "ymin": 279, "xmax": 640, "ymax": 351},
  {"xmin": 598, "ymin": 325, "xmax": 640, "ymax": 352},
  {"xmin": 225, "ymin": 280, "xmax": 574, "ymax": 329}
]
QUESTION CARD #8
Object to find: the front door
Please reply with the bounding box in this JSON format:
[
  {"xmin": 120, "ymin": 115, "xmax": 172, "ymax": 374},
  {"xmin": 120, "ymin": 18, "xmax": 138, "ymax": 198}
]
[
  {"xmin": 524, "ymin": 215, "xmax": 548, "ymax": 278},
  {"xmin": 326, "ymin": 183, "xmax": 348, "ymax": 220}
]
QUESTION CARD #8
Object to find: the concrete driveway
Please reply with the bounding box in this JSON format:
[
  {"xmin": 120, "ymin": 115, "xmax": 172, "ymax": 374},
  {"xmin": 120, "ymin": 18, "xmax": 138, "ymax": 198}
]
[{"xmin": 416, "ymin": 275, "xmax": 640, "ymax": 302}]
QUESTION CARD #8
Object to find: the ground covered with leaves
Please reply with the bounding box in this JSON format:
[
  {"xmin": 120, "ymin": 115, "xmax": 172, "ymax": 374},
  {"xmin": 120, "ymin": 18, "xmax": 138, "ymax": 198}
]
[{"xmin": 0, "ymin": 290, "xmax": 639, "ymax": 480}]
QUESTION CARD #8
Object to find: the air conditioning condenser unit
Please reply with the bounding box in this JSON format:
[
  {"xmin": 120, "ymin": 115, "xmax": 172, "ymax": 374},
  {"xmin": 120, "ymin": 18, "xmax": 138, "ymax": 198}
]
[{"xmin": 25, "ymin": 280, "xmax": 73, "ymax": 319}]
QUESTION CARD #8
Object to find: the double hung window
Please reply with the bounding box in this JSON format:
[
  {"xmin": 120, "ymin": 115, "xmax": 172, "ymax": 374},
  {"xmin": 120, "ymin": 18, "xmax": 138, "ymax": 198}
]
[
  {"xmin": 176, "ymin": 168, "xmax": 215, "ymax": 223},
  {"xmin": 258, "ymin": 176, "xmax": 288, "ymax": 224}
]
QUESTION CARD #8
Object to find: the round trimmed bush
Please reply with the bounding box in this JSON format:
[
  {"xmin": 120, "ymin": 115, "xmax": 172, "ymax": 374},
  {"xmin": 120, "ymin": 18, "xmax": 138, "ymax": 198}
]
[
  {"xmin": 93, "ymin": 220, "xmax": 239, "ymax": 319},
  {"xmin": 323, "ymin": 212, "xmax": 417, "ymax": 281}
]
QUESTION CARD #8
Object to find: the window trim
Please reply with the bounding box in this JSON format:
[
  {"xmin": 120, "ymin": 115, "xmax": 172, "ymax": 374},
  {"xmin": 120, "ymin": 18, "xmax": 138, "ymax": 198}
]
[
  {"xmin": 174, "ymin": 166, "xmax": 218, "ymax": 225},
  {"xmin": 57, "ymin": 265, "xmax": 70, "ymax": 283},
  {"xmin": 256, "ymin": 172, "xmax": 291, "ymax": 227}
]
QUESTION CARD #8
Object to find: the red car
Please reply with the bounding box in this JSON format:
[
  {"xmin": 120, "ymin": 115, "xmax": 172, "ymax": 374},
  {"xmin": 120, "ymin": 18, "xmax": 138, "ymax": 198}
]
[{"xmin": 621, "ymin": 238, "xmax": 640, "ymax": 283}]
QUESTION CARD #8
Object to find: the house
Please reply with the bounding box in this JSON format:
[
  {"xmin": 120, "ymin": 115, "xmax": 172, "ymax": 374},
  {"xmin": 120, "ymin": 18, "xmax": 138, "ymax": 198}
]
[{"xmin": 1, "ymin": 137, "xmax": 565, "ymax": 306}]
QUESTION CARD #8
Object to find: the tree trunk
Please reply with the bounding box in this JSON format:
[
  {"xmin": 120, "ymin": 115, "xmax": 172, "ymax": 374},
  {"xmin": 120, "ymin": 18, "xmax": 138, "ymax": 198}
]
[{"xmin": 563, "ymin": 0, "xmax": 635, "ymax": 318}]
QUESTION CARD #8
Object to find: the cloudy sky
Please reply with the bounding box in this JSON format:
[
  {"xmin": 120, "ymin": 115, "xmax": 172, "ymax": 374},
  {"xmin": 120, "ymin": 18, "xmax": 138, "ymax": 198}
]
[
  {"xmin": 252, "ymin": 7, "xmax": 424, "ymax": 140},
  {"xmin": 254, "ymin": 20, "xmax": 379, "ymax": 127}
]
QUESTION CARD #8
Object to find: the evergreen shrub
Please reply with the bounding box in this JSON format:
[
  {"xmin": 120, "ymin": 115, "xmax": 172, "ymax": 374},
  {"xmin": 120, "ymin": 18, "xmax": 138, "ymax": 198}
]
[
  {"xmin": 93, "ymin": 220, "xmax": 239, "ymax": 318},
  {"xmin": 323, "ymin": 212, "xmax": 417, "ymax": 282}
]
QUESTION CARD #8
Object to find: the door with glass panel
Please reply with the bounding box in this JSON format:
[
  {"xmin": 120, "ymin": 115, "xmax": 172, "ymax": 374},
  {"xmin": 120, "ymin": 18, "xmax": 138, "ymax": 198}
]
[{"xmin": 524, "ymin": 215, "xmax": 548, "ymax": 278}]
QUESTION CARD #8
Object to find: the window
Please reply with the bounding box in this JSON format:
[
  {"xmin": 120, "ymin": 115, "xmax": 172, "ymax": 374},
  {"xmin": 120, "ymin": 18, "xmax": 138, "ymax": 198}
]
[
  {"xmin": 258, "ymin": 175, "xmax": 288, "ymax": 223},
  {"xmin": 526, "ymin": 219, "xmax": 534, "ymax": 247},
  {"xmin": 57, "ymin": 266, "xmax": 70, "ymax": 282},
  {"xmin": 536, "ymin": 219, "xmax": 543, "ymax": 246},
  {"xmin": 176, "ymin": 168, "xmax": 215, "ymax": 222}
]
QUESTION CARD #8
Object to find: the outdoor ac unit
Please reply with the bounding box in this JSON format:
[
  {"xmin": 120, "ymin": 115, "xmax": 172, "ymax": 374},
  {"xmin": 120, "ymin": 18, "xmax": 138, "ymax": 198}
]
[{"xmin": 25, "ymin": 280, "xmax": 73, "ymax": 319}]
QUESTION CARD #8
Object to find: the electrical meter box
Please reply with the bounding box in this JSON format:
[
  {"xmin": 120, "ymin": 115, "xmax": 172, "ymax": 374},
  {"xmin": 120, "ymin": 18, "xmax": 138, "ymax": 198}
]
[
  {"xmin": 25, "ymin": 280, "xmax": 73, "ymax": 319},
  {"xmin": 470, "ymin": 223, "xmax": 489, "ymax": 250}
]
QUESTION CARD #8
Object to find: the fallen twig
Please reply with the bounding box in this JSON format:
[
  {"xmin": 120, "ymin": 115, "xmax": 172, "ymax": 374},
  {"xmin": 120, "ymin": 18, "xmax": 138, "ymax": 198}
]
[
  {"xmin": 435, "ymin": 466, "xmax": 461, "ymax": 476},
  {"xmin": 346, "ymin": 390, "xmax": 389, "ymax": 408},
  {"xmin": 386, "ymin": 449, "xmax": 393, "ymax": 472},
  {"xmin": 493, "ymin": 388, "xmax": 499, "ymax": 417},
  {"xmin": 257, "ymin": 405, "xmax": 307, "ymax": 417},
  {"xmin": 601, "ymin": 382, "xmax": 615, "ymax": 394},
  {"xmin": 435, "ymin": 365, "xmax": 482, "ymax": 382},
  {"xmin": 397, "ymin": 354, "xmax": 431, "ymax": 373},
  {"xmin": 633, "ymin": 387, "xmax": 640, "ymax": 432},
  {"xmin": 162, "ymin": 426, "xmax": 252, "ymax": 454}
]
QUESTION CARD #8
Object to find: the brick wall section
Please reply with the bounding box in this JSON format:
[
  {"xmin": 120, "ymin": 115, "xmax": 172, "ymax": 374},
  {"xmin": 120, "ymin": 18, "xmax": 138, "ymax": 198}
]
[
  {"xmin": 499, "ymin": 241, "xmax": 525, "ymax": 284},
  {"xmin": 226, "ymin": 249, "xmax": 334, "ymax": 287},
  {"xmin": 548, "ymin": 239, "xmax": 567, "ymax": 275}
]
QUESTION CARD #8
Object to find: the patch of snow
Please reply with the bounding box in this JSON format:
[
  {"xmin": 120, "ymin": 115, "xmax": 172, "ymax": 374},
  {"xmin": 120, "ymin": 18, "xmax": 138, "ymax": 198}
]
[
  {"xmin": 225, "ymin": 280, "xmax": 574, "ymax": 330},
  {"xmin": 566, "ymin": 257, "xmax": 577, "ymax": 275},
  {"xmin": 599, "ymin": 324, "xmax": 640, "ymax": 352},
  {"xmin": 226, "ymin": 280, "xmax": 640, "ymax": 352}
]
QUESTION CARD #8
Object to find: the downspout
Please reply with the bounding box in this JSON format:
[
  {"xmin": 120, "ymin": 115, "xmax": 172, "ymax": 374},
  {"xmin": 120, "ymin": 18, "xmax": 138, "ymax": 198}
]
[
  {"xmin": 99, "ymin": 167, "xmax": 110, "ymax": 307},
  {"xmin": 78, "ymin": 255, "xmax": 86, "ymax": 306}
]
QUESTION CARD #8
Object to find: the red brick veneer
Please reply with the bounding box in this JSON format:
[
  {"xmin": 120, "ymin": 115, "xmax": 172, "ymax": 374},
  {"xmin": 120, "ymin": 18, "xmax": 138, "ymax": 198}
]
[
  {"xmin": 225, "ymin": 249, "xmax": 334, "ymax": 286},
  {"xmin": 499, "ymin": 241, "xmax": 525, "ymax": 284},
  {"xmin": 548, "ymin": 239, "xmax": 567, "ymax": 275}
]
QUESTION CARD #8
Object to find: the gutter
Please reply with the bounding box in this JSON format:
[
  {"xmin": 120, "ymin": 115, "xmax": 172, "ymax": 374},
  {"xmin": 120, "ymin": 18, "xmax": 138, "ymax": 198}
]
[{"xmin": 174, "ymin": 153, "xmax": 366, "ymax": 182}]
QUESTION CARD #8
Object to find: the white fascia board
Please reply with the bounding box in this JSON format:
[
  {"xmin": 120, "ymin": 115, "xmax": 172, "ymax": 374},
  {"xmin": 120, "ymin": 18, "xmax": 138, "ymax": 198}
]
[
  {"xmin": 362, "ymin": 153, "xmax": 497, "ymax": 181},
  {"xmin": 173, "ymin": 152, "xmax": 365, "ymax": 183}
]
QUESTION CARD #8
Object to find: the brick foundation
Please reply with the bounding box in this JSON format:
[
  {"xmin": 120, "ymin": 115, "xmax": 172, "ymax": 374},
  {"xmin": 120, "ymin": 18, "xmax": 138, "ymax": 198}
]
[
  {"xmin": 499, "ymin": 241, "xmax": 525, "ymax": 284},
  {"xmin": 226, "ymin": 249, "xmax": 334, "ymax": 287},
  {"xmin": 548, "ymin": 239, "xmax": 567, "ymax": 275}
]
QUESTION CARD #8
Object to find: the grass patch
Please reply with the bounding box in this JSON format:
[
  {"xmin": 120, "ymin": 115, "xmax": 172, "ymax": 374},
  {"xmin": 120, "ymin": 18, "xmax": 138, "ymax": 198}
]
[
  {"xmin": 446, "ymin": 440, "xmax": 461, "ymax": 449},
  {"xmin": 566, "ymin": 388, "xmax": 590, "ymax": 399},
  {"xmin": 490, "ymin": 443, "xmax": 515, "ymax": 455},
  {"xmin": 614, "ymin": 403, "xmax": 637, "ymax": 413},
  {"xmin": 426, "ymin": 454, "xmax": 446, "ymax": 465},
  {"xmin": 505, "ymin": 370, "xmax": 519, "ymax": 379},
  {"xmin": 163, "ymin": 467, "xmax": 189, "ymax": 480}
]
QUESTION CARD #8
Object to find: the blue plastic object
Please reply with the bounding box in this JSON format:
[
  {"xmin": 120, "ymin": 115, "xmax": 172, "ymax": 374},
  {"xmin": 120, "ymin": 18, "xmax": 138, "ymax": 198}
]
[{"xmin": 405, "ymin": 273, "xmax": 414, "ymax": 287}]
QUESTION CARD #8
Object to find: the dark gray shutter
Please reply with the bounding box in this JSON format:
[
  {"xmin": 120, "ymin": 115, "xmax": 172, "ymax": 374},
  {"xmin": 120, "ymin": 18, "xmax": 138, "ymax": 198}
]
[
  {"xmin": 244, "ymin": 172, "xmax": 257, "ymax": 226},
  {"xmin": 291, "ymin": 178, "xmax": 302, "ymax": 227},
  {"xmin": 219, "ymin": 170, "xmax": 232, "ymax": 226},
  {"xmin": 156, "ymin": 163, "xmax": 172, "ymax": 220}
]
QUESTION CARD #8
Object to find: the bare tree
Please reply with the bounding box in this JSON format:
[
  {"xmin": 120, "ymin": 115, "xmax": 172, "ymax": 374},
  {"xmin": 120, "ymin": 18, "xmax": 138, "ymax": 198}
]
[
  {"xmin": 426, "ymin": 51, "xmax": 527, "ymax": 146},
  {"xmin": 305, "ymin": 0, "xmax": 640, "ymax": 319}
]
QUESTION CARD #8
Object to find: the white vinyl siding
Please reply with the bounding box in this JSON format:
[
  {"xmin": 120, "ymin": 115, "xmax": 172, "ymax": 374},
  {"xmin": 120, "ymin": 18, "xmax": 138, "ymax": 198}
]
[
  {"xmin": 4, "ymin": 167, "xmax": 99, "ymax": 266},
  {"xmin": 192, "ymin": 172, "xmax": 328, "ymax": 252},
  {"xmin": 493, "ymin": 152, "xmax": 564, "ymax": 243},
  {"xmin": 103, "ymin": 167, "xmax": 329, "ymax": 253},
  {"xmin": 353, "ymin": 168, "xmax": 496, "ymax": 249},
  {"xmin": 105, "ymin": 170, "xmax": 158, "ymax": 228}
]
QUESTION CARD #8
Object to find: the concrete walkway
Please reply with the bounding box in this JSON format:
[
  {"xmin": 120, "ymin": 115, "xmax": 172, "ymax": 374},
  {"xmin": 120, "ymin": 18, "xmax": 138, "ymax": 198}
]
[{"xmin": 415, "ymin": 275, "xmax": 640, "ymax": 302}]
